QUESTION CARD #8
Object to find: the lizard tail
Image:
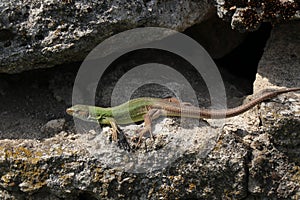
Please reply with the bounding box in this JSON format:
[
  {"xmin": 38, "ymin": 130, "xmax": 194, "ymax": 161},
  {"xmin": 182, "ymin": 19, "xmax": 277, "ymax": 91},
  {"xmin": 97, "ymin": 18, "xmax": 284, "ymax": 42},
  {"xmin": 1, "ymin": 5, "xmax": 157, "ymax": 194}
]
[{"xmin": 222, "ymin": 87, "xmax": 300, "ymax": 118}]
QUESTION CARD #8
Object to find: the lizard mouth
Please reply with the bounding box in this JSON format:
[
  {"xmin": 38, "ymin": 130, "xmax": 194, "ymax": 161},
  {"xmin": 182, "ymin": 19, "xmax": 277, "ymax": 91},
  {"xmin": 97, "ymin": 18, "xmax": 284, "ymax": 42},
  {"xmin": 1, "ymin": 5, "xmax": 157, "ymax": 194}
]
[{"xmin": 66, "ymin": 108, "xmax": 74, "ymax": 115}]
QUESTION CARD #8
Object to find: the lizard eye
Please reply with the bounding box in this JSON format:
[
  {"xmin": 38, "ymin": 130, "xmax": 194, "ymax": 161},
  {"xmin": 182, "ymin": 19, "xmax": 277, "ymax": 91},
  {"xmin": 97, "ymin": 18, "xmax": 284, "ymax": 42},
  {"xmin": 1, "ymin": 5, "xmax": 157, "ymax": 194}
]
[{"xmin": 95, "ymin": 114, "xmax": 103, "ymax": 120}]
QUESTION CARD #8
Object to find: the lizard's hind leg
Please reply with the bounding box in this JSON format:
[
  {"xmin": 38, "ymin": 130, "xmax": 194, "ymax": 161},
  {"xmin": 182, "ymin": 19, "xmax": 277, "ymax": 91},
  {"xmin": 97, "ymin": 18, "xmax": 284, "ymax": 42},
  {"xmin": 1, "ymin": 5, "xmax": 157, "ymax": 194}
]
[{"xmin": 135, "ymin": 109, "xmax": 164, "ymax": 146}]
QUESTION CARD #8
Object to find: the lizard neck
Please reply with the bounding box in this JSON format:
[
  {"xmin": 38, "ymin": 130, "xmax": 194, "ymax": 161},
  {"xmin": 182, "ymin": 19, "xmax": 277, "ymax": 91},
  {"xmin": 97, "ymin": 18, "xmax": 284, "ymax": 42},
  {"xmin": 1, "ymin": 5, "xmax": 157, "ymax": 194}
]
[{"xmin": 88, "ymin": 106, "xmax": 113, "ymax": 124}]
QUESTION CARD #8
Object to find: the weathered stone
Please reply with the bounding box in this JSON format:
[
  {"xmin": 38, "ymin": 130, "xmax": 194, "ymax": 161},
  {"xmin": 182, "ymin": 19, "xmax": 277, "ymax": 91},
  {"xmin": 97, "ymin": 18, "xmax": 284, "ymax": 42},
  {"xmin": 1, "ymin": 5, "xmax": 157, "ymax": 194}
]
[
  {"xmin": 0, "ymin": 130, "xmax": 249, "ymax": 199},
  {"xmin": 0, "ymin": 2, "xmax": 299, "ymax": 199},
  {"xmin": 254, "ymin": 21, "xmax": 300, "ymax": 167},
  {"xmin": 0, "ymin": 0, "xmax": 213, "ymax": 73},
  {"xmin": 41, "ymin": 118, "xmax": 66, "ymax": 136},
  {"xmin": 245, "ymin": 133, "xmax": 300, "ymax": 199},
  {"xmin": 215, "ymin": 0, "xmax": 299, "ymax": 32}
]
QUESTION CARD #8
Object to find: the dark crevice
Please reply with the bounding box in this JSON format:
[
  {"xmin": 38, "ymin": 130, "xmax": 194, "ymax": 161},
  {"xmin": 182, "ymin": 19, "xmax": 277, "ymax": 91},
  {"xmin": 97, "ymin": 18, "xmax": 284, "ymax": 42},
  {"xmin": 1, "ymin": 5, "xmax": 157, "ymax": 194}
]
[
  {"xmin": 214, "ymin": 23, "xmax": 272, "ymax": 94},
  {"xmin": 78, "ymin": 191, "xmax": 98, "ymax": 200},
  {"xmin": 0, "ymin": 29, "xmax": 15, "ymax": 42}
]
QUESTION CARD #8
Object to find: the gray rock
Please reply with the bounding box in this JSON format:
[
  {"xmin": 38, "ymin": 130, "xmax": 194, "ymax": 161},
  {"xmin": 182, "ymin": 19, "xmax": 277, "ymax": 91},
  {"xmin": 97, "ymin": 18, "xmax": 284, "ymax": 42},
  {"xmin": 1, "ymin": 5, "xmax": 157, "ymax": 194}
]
[
  {"xmin": 215, "ymin": 0, "xmax": 299, "ymax": 32},
  {"xmin": 254, "ymin": 21, "xmax": 300, "ymax": 166},
  {"xmin": 41, "ymin": 118, "xmax": 66, "ymax": 136},
  {"xmin": 244, "ymin": 133, "xmax": 300, "ymax": 199},
  {"xmin": 254, "ymin": 21, "xmax": 300, "ymax": 89},
  {"xmin": 0, "ymin": 129, "xmax": 248, "ymax": 199},
  {"xmin": 0, "ymin": 0, "xmax": 213, "ymax": 73},
  {"xmin": 0, "ymin": 2, "xmax": 299, "ymax": 199}
]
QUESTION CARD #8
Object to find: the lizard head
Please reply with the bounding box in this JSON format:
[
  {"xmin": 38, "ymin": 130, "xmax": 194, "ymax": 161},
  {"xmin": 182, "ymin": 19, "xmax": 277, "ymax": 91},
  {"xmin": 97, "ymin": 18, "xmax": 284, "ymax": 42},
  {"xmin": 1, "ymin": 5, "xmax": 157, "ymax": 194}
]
[{"xmin": 66, "ymin": 105, "xmax": 99, "ymax": 122}]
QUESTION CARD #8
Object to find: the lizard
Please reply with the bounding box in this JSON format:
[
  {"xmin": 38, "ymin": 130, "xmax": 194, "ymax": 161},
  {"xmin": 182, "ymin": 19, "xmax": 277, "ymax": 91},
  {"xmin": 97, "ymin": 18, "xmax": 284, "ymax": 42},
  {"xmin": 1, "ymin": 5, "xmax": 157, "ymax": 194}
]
[{"xmin": 66, "ymin": 87, "xmax": 300, "ymax": 148}]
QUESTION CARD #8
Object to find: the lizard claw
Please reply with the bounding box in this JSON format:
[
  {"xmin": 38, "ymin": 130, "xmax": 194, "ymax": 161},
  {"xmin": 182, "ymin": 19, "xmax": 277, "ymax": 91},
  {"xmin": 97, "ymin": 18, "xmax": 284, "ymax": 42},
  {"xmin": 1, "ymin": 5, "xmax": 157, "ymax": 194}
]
[
  {"xmin": 117, "ymin": 136, "xmax": 132, "ymax": 152},
  {"xmin": 115, "ymin": 127, "xmax": 132, "ymax": 152},
  {"xmin": 132, "ymin": 125, "xmax": 154, "ymax": 147}
]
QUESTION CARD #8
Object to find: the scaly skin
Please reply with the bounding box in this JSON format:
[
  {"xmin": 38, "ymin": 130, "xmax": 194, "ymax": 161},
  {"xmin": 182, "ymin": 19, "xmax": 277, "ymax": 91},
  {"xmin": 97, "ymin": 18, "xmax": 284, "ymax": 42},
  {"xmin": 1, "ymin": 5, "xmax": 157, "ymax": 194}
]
[{"xmin": 66, "ymin": 87, "xmax": 300, "ymax": 146}]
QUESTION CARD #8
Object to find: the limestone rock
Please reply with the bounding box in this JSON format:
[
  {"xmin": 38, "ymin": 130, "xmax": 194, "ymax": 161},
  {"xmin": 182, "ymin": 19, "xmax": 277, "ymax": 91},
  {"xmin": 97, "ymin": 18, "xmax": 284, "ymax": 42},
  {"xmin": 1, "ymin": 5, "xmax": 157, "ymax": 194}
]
[
  {"xmin": 0, "ymin": 0, "xmax": 213, "ymax": 73},
  {"xmin": 215, "ymin": 0, "xmax": 299, "ymax": 32}
]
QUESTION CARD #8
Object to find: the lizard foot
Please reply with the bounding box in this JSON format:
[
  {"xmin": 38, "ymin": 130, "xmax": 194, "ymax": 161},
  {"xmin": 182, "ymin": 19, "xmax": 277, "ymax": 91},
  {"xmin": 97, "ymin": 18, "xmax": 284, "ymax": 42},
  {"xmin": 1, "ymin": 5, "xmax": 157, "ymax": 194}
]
[
  {"xmin": 115, "ymin": 128, "xmax": 132, "ymax": 152},
  {"xmin": 131, "ymin": 125, "xmax": 154, "ymax": 148},
  {"xmin": 106, "ymin": 118, "xmax": 132, "ymax": 152}
]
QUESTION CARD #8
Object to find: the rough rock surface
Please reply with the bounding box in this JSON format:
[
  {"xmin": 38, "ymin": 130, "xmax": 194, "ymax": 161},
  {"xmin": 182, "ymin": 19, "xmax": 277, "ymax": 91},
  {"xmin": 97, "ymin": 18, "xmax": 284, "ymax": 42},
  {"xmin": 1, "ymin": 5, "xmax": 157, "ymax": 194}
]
[
  {"xmin": 0, "ymin": 0, "xmax": 213, "ymax": 74},
  {"xmin": 0, "ymin": 2, "xmax": 299, "ymax": 200},
  {"xmin": 0, "ymin": 130, "xmax": 249, "ymax": 199},
  {"xmin": 0, "ymin": 90, "xmax": 299, "ymax": 199},
  {"xmin": 249, "ymin": 21, "xmax": 300, "ymax": 198},
  {"xmin": 215, "ymin": 0, "xmax": 299, "ymax": 32},
  {"xmin": 1, "ymin": 24, "xmax": 300, "ymax": 197},
  {"xmin": 254, "ymin": 21, "xmax": 300, "ymax": 166},
  {"xmin": 0, "ymin": 0, "xmax": 299, "ymax": 73}
]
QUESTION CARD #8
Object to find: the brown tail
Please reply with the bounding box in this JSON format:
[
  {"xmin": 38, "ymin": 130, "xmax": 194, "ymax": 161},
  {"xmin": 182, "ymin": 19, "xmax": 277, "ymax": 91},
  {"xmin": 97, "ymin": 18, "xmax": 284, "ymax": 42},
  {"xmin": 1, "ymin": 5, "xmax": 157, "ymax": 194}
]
[{"xmin": 224, "ymin": 87, "xmax": 300, "ymax": 118}]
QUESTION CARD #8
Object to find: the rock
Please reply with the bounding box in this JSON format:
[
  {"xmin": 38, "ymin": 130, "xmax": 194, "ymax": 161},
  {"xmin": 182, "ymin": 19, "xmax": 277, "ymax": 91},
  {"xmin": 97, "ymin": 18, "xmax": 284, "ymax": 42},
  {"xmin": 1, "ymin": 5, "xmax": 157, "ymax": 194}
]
[
  {"xmin": 41, "ymin": 119, "xmax": 66, "ymax": 137},
  {"xmin": 0, "ymin": 0, "xmax": 213, "ymax": 73},
  {"xmin": 254, "ymin": 21, "xmax": 300, "ymax": 166},
  {"xmin": 1, "ymin": 99, "xmax": 300, "ymax": 200},
  {"xmin": 254, "ymin": 21, "xmax": 300, "ymax": 89},
  {"xmin": 215, "ymin": 0, "xmax": 299, "ymax": 32},
  {"xmin": 0, "ymin": 2, "xmax": 299, "ymax": 199},
  {"xmin": 244, "ymin": 133, "xmax": 300, "ymax": 199},
  {"xmin": 0, "ymin": 129, "xmax": 249, "ymax": 199}
]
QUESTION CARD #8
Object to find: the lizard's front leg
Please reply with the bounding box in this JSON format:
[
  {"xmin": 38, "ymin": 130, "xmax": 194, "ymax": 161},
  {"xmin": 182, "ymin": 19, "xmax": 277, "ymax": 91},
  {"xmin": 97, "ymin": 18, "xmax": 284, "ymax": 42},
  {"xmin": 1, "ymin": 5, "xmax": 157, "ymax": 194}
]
[{"xmin": 102, "ymin": 117, "xmax": 131, "ymax": 151}]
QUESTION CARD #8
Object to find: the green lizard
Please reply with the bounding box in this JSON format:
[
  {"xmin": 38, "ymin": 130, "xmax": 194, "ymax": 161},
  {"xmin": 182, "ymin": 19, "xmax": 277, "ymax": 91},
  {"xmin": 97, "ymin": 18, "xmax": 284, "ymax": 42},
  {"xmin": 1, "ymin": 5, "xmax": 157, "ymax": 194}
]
[{"xmin": 66, "ymin": 87, "xmax": 300, "ymax": 147}]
